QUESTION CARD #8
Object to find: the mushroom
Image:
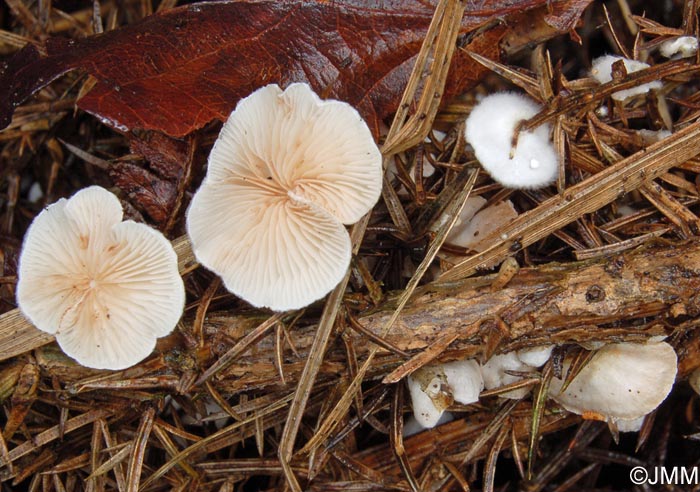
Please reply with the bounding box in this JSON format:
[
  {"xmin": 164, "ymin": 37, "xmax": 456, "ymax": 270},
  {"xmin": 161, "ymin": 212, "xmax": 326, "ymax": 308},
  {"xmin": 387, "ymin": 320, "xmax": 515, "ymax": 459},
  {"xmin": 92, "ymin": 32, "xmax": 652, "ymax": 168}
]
[
  {"xmin": 464, "ymin": 92, "xmax": 558, "ymax": 189},
  {"xmin": 482, "ymin": 346, "xmax": 553, "ymax": 399},
  {"xmin": 659, "ymin": 36, "xmax": 698, "ymax": 59},
  {"xmin": 442, "ymin": 359, "xmax": 484, "ymax": 405},
  {"xmin": 407, "ymin": 360, "xmax": 483, "ymax": 429},
  {"xmin": 186, "ymin": 83, "xmax": 382, "ymax": 311},
  {"xmin": 446, "ymin": 198, "xmax": 518, "ymax": 253},
  {"xmin": 516, "ymin": 345, "xmax": 554, "ymax": 368},
  {"xmin": 407, "ymin": 367, "xmax": 451, "ymax": 429},
  {"xmin": 615, "ymin": 416, "xmax": 645, "ymax": 433},
  {"xmin": 16, "ymin": 186, "xmax": 185, "ymax": 370},
  {"xmin": 548, "ymin": 341, "xmax": 677, "ymax": 429},
  {"xmin": 590, "ymin": 55, "xmax": 662, "ymax": 101}
]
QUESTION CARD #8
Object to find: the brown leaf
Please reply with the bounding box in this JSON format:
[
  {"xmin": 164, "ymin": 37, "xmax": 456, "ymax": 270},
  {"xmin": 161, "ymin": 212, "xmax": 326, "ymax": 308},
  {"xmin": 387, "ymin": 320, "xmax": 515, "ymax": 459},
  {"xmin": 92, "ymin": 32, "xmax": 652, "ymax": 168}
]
[
  {"xmin": 109, "ymin": 163, "xmax": 176, "ymax": 224},
  {"xmin": 0, "ymin": 0, "xmax": 592, "ymax": 138},
  {"xmin": 128, "ymin": 131, "xmax": 190, "ymax": 180}
]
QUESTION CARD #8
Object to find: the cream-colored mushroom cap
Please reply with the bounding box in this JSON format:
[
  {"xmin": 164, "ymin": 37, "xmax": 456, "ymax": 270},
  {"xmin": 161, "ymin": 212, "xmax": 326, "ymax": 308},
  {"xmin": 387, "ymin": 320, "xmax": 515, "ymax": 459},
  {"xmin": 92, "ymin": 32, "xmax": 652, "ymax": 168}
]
[
  {"xmin": 548, "ymin": 341, "xmax": 677, "ymax": 421},
  {"xmin": 187, "ymin": 83, "xmax": 382, "ymax": 311},
  {"xmin": 16, "ymin": 186, "xmax": 185, "ymax": 370}
]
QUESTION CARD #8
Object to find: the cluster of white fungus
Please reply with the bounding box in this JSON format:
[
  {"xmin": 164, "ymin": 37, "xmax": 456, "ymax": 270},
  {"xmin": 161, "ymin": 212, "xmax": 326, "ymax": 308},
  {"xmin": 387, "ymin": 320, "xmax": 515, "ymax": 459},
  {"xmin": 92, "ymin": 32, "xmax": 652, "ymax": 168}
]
[
  {"xmin": 407, "ymin": 342, "xmax": 678, "ymax": 434},
  {"xmin": 17, "ymin": 83, "xmax": 382, "ymax": 369},
  {"xmin": 464, "ymin": 92, "xmax": 558, "ymax": 189}
]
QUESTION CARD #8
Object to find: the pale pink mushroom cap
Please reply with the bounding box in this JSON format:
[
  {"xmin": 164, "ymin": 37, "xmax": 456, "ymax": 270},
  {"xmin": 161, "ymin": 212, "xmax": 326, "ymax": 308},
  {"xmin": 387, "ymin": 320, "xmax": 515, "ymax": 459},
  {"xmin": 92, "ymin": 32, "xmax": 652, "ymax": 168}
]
[
  {"xmin": 187, "ymin": 83, "xmax": 382, "ymax": 311},
  {"xmin": 17, "ymin": 186, "xmax": 185, "ymax": 370}
]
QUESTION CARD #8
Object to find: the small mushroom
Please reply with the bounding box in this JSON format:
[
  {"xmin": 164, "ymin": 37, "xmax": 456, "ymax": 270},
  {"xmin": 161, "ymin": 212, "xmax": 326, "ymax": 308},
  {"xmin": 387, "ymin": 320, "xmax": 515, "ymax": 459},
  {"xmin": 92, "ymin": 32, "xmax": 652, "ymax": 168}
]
[
  {"xmin": 447, "ymin": 199, "xmax": 518, "ymax": 253},
  {"xmin": 407, "ymin": 367, "xmax": 451, "ymax": 429},
  {"xmin": 187, "ymin": 83, "xmax": 382, "ymax": 311},
  {"xmin": 659, "ymin": 36, "xmax": 698, "ymax": 59},
  {"xmin": 548, "ymin": 341, "xmax": 677, "ymax": 428},
  {"xmin": 442, "ymin": 359, "xmax": 484, "ymax": 405},
  {"xmin": 516, "ymin": 345, "xmax": 554, "ymax": 368},
  {"xmin": 465, "ymin": 92, "xmax": 558, "ymax": 189},
  {"xmin": 482, "ymin": 352, "xmax": 532, "ymax": 399},
  {"xmin": 615, "ymin": 416, "xmax": 645, "ymax": 433},
  {"xmin": 590, "ymin": 55, "xmax": 662, "ymax": 101},
  {"xmin": 406, "ymin": 360, "xmax": 483, "ymax": 429},
  {"xmin": 17, "ymin": 186, "xmax": 185, "ymax": 370}
]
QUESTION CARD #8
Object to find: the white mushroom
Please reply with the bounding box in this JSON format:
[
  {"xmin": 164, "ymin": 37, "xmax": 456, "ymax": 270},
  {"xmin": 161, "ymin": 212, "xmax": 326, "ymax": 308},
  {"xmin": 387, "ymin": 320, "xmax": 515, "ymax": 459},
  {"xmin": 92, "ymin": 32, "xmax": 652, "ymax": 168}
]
[
  {"xmin": 548, "ymin": 341, "xmax": 677, "ymax": 426},
  {"xmin": 17, "ymin": 186, "xmax": 185, "ymax": 370},
  {"xmin": 615, "ymin": 416, "xmax": 645, "ymax": 433},
  {"xmin": 517, "ymin": 345, "xmax": 554, "ymax": 368},
  {"xmin": 406, "ymin": 360, "xmax": 483, "ymax": 429},
  {"xmin": 465, "ymin": 92, "xmax": 558, "ymax": 189},
  {"xmin": 442, "ymin": 359, "xmax": 484, "ymax": 405},
  {"xmin": 407, "ymin": 367, "xmax": 451, "ymax": 429},
  {"xmin": 187, "ymin": 83, "xmax": 382, "ymax": 311},
  {"xmin": 659, "ymin": 36, "xmax": 698, "ymax": 58},
  {"xmin": 591, "ymin": 55, "xmax": 663, "ymax": 101},
  {"xmin": 636, "ymin": 129, "xmax": 672, "ymax": 145},
  {"xmin": 447, "ymin": 199, "xmax": 518, "ymax": 253},
  {"xmin": 481, "ymin": 351, "xmax": 533, "ymax": 399}
]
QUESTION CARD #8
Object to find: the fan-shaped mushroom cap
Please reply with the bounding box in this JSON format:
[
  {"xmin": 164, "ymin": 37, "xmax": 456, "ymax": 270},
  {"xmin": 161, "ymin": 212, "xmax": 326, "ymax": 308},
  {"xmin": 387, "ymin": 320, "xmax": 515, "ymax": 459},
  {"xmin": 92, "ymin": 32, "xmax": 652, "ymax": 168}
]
[
  {"xmin": 187, "ymin": 83, "xmax": 382, "ymax": 311},
  {"xmin": 406, "ymin": 359, "xmax": 483, "ymax": 429},
  {"xmin": 465, "ymin": 92, "xmax": 558, "ymax": 189},
  {"xmin": 548, "ymin": 341, "xmax": 677, "ymax": 422},
  {"xmin": 17, "ymin": 186, "xmax": 185, "ymax": 370}
]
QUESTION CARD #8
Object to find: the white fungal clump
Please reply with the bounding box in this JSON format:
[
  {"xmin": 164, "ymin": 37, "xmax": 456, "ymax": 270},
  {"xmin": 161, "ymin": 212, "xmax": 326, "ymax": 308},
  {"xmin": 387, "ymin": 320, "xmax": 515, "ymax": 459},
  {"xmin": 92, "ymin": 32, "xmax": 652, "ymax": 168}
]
[
  {"xmin": 407, "ymin": 360, "xmax": 483, "ymax": 429},
  {"xmin": 659, "ymin": 36, "xmax": 698, "ymax": 58},
  {"xmin": 482, "ymin": 345, "xmax": 553, "ymax": 399},
  {"xmin": 590, "ymin": 55, "xmax": 662, "ymax": 101},
  {"xmin": 187, "ymin": 83, "xmax": 382, "ymax": 311},
  {"xmin": 445, "ymin": 197, "xmax": 518, "ymax": 253},
  {"xmin": 17, "ymin": 186, "xmax": 185, "ymax": 370},
  {"xmin": 548, "ymin": 341, "xmax": 677, "ymax": 431},
  {"xmin": 465, "ymin": 92, "xmax": 558, "ymax": 189}
]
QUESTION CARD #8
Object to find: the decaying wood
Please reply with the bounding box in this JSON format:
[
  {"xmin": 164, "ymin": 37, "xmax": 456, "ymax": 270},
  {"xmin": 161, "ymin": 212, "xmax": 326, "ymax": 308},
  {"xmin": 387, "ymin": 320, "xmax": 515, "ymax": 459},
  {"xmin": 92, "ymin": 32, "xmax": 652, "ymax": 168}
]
[
  {"xmin": 27, "ymin": 238, "xmax": 700, "ymax": 393},
  {"xmin": 188, "ymin": 237, "xmax": 700, "ymax": 394}
]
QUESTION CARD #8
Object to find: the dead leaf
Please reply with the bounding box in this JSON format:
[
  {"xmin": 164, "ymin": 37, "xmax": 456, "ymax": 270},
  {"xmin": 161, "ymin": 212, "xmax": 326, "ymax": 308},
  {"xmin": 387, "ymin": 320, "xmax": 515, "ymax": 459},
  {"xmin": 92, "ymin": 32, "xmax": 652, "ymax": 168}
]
[
  {"xmin": 109, "ymin": 163, "xmax": 176, "ymax": 224},
  {"xmin": 128, "ymin": 131, "xmax": 190, "ymax": 181},
  {"xmin": 0, "ymin": 0, "xmax": 592, "ymax": 138}
]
